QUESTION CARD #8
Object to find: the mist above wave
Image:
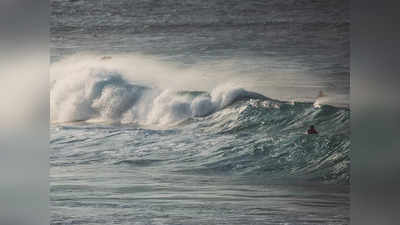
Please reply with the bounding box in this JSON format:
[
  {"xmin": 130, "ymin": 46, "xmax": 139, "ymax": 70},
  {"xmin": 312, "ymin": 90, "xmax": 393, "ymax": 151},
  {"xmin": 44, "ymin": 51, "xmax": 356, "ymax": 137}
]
[{"xmin": 50, "ymin": 55, "xmax": 268, "ymax": 125}]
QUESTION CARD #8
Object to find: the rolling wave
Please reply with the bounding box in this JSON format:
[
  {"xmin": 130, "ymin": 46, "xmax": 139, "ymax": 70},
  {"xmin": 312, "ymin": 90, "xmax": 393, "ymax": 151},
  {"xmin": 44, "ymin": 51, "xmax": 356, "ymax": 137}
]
[
  {"xmin": 51, "ymin": 56, "xmax": 350, "ymax": 184},
  {"xmin": 51, "ymin": 67, "xmax": 271, "ymax": 125},
  {"xmin": 183, "ymin": 100, "xmax": 350, "ymax": 184}
]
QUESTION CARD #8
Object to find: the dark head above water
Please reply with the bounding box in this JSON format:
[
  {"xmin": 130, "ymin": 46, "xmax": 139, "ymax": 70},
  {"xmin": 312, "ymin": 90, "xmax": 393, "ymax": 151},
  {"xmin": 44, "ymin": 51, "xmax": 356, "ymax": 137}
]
[{"xmin": 307, "ymin": 125, "xmax": 318, "ymax": 134}]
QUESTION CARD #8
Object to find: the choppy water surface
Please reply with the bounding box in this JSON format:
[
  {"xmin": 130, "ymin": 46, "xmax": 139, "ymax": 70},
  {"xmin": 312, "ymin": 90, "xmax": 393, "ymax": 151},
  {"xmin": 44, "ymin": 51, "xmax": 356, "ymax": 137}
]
[
  {"xmin": 51, "ymin": 0, "xmax": 350, "ymax": 224},
  {"xmin": 51, "ymin": 97, "xmax": 350, "ymax": 224}
]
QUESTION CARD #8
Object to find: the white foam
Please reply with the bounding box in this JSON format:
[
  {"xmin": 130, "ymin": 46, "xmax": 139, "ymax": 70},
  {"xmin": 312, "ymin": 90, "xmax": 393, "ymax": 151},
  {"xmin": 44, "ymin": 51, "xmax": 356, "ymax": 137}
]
[{"xmin": 50, "ymin": 54, "xmax": 268, "ymax": 126}]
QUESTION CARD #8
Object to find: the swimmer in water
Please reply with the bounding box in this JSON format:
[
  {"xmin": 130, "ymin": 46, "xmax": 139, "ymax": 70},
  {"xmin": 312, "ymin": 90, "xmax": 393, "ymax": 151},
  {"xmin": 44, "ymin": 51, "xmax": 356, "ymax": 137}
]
[{"xmin": 307, "ymin": 125, "xmax": 318, "ymax": 134}]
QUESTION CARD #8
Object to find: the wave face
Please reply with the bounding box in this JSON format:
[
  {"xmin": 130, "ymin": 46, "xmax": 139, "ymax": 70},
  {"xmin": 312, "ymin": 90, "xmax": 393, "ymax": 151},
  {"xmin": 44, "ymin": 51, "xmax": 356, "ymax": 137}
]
[
  {"xmin": 51, "ymin": 64, "xmax": 350, "ymax": 184},
  {"xmin": 187, "ymin": 100, "xmax": 350, "ymax": 184}
]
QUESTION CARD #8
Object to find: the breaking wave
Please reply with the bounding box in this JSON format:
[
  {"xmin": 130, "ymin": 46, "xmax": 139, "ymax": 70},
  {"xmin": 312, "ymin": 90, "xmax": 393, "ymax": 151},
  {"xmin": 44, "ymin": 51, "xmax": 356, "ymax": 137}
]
[
  {"xmin": 50, "ymin": 55, "xmax": 350, "ymax": 184},
  {"xmin": 51, "ymin": 65, "xmax": 270, "ymax": 125}
]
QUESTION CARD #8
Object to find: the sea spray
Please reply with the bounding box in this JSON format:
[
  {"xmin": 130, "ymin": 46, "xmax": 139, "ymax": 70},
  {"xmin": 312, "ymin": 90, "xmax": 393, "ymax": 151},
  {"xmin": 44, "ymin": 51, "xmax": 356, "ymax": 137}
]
[
  {"xmin": 51, "ymin": 56, "xmax": 270, "ymax": 125},
  {"xmin": 50, "ymin": 54, "xmax": 350, "ymax": 184}
]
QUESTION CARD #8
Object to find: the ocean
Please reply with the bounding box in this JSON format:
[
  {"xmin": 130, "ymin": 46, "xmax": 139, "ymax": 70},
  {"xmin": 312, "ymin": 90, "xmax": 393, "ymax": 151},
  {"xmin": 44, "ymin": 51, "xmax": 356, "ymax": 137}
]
[{"xmin": 50, "ymin": 0, "xmax": 350, "ymax": 224}]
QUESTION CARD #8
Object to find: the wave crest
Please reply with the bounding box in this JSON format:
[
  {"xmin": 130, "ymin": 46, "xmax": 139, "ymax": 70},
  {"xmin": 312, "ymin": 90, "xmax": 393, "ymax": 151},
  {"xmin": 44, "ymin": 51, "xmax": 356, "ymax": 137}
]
[{"xmin": 51, "ymin": 68, "xmax": 268, "ymax": 125}]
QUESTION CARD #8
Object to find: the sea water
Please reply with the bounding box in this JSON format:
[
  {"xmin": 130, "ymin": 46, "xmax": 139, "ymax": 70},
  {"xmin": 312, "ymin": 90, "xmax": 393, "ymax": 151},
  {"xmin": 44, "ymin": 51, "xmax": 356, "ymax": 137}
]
[{"xmin": 50, "ymin": 0, "xmax": 350, "ymax": 224}]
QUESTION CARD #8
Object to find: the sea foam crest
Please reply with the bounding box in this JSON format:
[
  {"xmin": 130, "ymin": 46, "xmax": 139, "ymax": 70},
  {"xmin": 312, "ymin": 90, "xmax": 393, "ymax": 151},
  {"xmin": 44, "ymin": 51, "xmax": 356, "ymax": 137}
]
[{"xmin": 51, "ymin": 62, "xmax": 267, "ymax": 125}]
